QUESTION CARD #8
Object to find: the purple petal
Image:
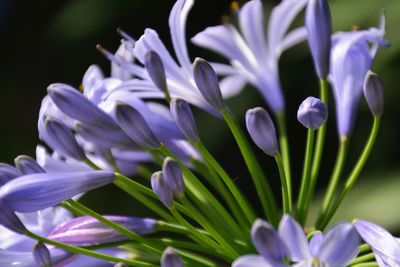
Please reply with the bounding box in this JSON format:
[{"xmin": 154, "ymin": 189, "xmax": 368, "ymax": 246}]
[
  {"xmin": 317, "ymin": 223, "xmax": 360, "ymax": 265},
  {"xmin": 232, "ymin": 255, "xmax": 287, "ymax": 267},
  {"xmin": 309, "ymin": 232, "xmax": 323, "ymax": 256},
  {"xmin": 14, "ymin": 155, "xmax": 45, "ymax": 175},
  {"xmin": 0, "ymin": 171, "xmax": 115, "ymax": 212},
  {"xmin": 278, "ymin": 214, "xmax": 311, "ymax": 261}
]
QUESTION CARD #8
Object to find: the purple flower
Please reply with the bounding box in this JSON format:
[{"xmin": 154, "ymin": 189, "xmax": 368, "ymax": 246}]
[
  {"xmin": 233, "ymin": 215, "xmax": 360, "ymax": 267},
  {"xmin": 297, "ymin": 96, "xmax": 328, "ymax": 130},
  {"xmin": 354, "ymin": 220, "xmax": 400, "ymax": 266},
  {"xmin": 363, "ymin": 71, "xmax": 384, "ymax": 117},
  {"xmin": 14, "ymin": 155, "xmax": 45, "ymax": 175},
  {"xmin": 192, "ymin": 0, "xmax": 307, "ymax": 113},
  {"xmin": 329, "ymin": 16, "xmax": 388, "ymax": 137},
  {"xmin": 306, "ymin": 0, "xmax": 332, "ymax": 78},
  {"xmin": 0, "ymin": 171, "xmax": 115, "ymax": 213},
  {"xmin": 161, "ymin": 247, "xmax": 183, "ymax": 267},
  {"xmin": 245, "ymin": 107, "xmax": 279, "ymax": 157},
  {"xmin": 48, "ymin": 215, "xmax": 157, "ymax": 246}
]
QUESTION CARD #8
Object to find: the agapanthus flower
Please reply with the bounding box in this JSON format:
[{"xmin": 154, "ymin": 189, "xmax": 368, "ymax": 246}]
[
  {"xmin": 192, "ymin": 0, "xmax": 307, "ymax": 113},
  {"xmin": 233, "ymin": 215, "xmax": 360, "ymax": 267},
  {"xmin": 329, "ymin": 16, "xmax": 388, "ymax": 137}
]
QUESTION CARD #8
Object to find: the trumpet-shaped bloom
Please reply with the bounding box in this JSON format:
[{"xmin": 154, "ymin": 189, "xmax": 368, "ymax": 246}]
[
  {"xmin": 329, "ymin": 16, "xmax": 388, "ymax": 137},
  {"xmin": 192, "ymin": 0, "xmax": 307, "ymax": 113},
  {"xmin": 233, "ymin": 215, "xmax": 360, "ymax": 267},
  {"xmin": 0, "ymin": 171, "xmax": 115, "ymax": 213}
]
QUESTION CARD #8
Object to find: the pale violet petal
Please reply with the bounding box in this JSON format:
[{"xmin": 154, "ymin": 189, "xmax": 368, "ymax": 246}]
[
  {"xmin": 169, "ymin": 0, "xmax": 194, "ymax": 73},
  {"xmin": 232, "ymin": 255, "xmax": 283, "ymax": 267},
  {"xmin": 309, "ymin": 232, "xmax": 323, "ymax": 257},
  {"xmin": 220, "ymin": 74, "xmax": 247, "ymax": 98},
  {"xmin": 277, "ymin": 27, "xmax": 307, "ymax": 56},
  {"xmin": 317, "ymin": 223, "xmax": 360, "ymax": 266},
  {"xmin": 238, "ymin": 0, "xmax": 268, "ymax": 65},
  {"xmin": 278, "ymin": 215, "xmax": 311, "ymax": 261}
]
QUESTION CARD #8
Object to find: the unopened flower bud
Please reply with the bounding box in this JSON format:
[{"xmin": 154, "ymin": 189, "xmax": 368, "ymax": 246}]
[
  {"xmin": 297, "ymin": 96, "xmax": 328, "ymax": 130},
  {"xmin": 306, "ymin": 0, "xmax": 332, "ymax": 78},
  {"xmin": 44, "ymin": 117, "xmax": 86, "ymax": 161},
  {"xmin": 151, "ymin": 171, "xmax": 173, "ymax": 208},
  {"xmin": 145, "ymin": 51, "xmax": 168, "ymax": 94},
  {"xmin": 14, "ymin": 155, "xmax": 45, "ymax": 174},
  {"xmin": 115, "ymin": 102, "xmax": 161, "ymax": 149},
  {"xmin": 162, "ymin": 157, "xmax": 184, "ymax": 196},
  {"xmin": 193, "ymin": 58, "xmax": 225, "ymax": 111},
  {"xmin": 161, "ymin": 247, "xmax": 184, "ymax": 267},
  {"xmin": 33, "ymin": 242, "xmax": 52, "ymax": 267},
  {"xmin": 363, "ymin": 71, "xmax": 384, "ymax": 117},
  {"xmin": 170, "ymin": 98, "xmax": 199, "ymax": 142},
  {"xmin": 245, "ymin": 107, "xmax": 278, "ymax": 156},
  {"xmin": 0, "ymin": 202, "xmax": 27, "ymax": 234}
]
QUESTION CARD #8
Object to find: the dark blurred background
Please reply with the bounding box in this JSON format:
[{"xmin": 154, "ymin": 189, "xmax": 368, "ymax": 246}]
[{"xmin": 1, "ymin": 0, "xmax": 400, "ymax": 230}]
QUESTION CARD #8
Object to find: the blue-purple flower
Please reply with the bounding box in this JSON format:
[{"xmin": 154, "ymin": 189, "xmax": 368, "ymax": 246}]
[
  {"xmin": 233, "ymin": 215, "xmax": 360, "ymax": 267},
  {"xmin": 329, "ymin": 16, "xmax": 388, "ymax": 137},
  {"xmin": 192, "ymin": 0, "xmax": 307, "ymax": 113},
  {"xmin": 297, "ymin": 96, "xmax": 328, "ymax": 130}
]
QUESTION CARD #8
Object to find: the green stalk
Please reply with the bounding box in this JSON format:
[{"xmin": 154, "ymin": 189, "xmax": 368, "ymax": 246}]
[
  {"xmin": 304, "ymin": 78, "xmax": 329, "ymax": 219},
  {"xmin": 158, "ymin": 145, "xmax": 244, "ymax": 238},
  {"xmin": 179, "ymin": 196, "xmax": 241, "ymax": 256},
  {"xmin": 275, "ymin": 152, "xmax": 292, "ymax": 214},
  {"xmin": 316, "ymin": 137, "xmax": 349, "ymax": 226},
  {"xmin": 318, "ymin": 117, "xmax": 381, "ymax": 229},
  {"xmin": 194, "ymin": 141, "xmax": 256, "ymax": 224},
  {"xmin": 24, "ymin": 231, "xmax": 157, "ymax": 267},
  {"xmin": 296, "ymin": 129, "xmax": 315, "ymax": 224},
  {"xmin": 65, "ymin": 199, "xmax": 163, "ymax": 254},
  {"xmin": 221, "ymin": 108, "xmax": 278, "ymax": 225},
  {"xmin": 349, "ymin": 263, "xmax": 378, "ymax": 267},
  {"xmin": 276, "ymin": 112, "xmax": 293, "ymax": 196},
  {"xmin": 349, "ymin": 253, "xmax": 376, "ymax": 266}
]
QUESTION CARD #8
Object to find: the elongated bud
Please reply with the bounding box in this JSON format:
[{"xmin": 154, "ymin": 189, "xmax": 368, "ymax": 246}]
[
  {"xmin": 245, "ymin": 107, "xmax": 279, "ymax": 156},
  {"xmin": 44, "ymin": 117, "xmax": 86, "ymax": 160},
  {"xmin": 251, "ymin": 219, "xmax": 286, "ymax": 261},
  {"xmin": 33, "ymin": 243, "xmax": 52, "ymax": 267},
  {"xmin": 145, "ymin": 51, "xmax": 168, "ymax": 94},
  {"xmin": 193, "ymin": 58, "xmax": 225, "ymax": 110},
  {"xmin": 48, "ymin": 215, "xmax": 157, "ymax": 246},
  {"xmin": 297, "ymin": 96, "xmax": 328, "ymax": 130},
  {"xmin": 170, "ymin": 98, "xmax": 199, "ymax": 142},
  {"xmin": 0, "ymin": 171, "xmax": 115, "ymax": 213},
  {"xmin": 151, "ymin": 171, "xmax": 173, "ymax": 208},
  {"xmin": 0, "ymin": 202, "xmax": 27, "ymax": 234},
  {"xmin": 161, "ymin": 247, "xmax": 184, "ymax": 267},
  {"xmin": 14, "ymin": 155, "xmax": 45, "ymax": 174},
  {"xmin": 0, "ymin": 163, "xmax": 20, "ymax": 185},
  {"xmin": 47, "ymin": 83, "xmax": 118, "ymax": 129},
  {"xmin": 115, "ymin": 102, "xmax": 161, "ymax": 149},
  {"xmin": 363, "ymin": 71, "xmax": 384, "ymax": 117},
  {"xmin": 306, "ymin": 0, "xmax": 332, "ymax": 78},
  {"xmin": 162, "ymin": 157, "xmax": 184, "ymax": 196}
]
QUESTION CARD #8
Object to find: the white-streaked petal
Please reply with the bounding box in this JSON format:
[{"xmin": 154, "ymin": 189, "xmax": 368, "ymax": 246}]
[
  {"xmin": 239, "ymin": 0, "xmax": 268, "ymax": 65},
  {"xmin": 169, "ymin": 0, "xmax": 194, "ymax": 73}
]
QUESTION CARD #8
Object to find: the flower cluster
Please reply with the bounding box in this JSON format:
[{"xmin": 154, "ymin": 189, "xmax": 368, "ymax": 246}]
[{"xmin": 0, "ymin": 0, "xmax": 398, "ymax": 266}]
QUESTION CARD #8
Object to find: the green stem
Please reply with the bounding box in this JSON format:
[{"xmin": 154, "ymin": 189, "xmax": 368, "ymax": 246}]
[
  {"xmin": 156, "ymin": 238, "xmax": 226, "ymax": 259},
  {"xmin": 296, "ymin": 129, "xmax": 315, "ymax": 224},
  {"xmin": 349, "ymin": 253, "xmax": 376, "ymax": 266},
  {"xmin": 65, "ymin": 199, "xmax": 163, "ymax": 254},
  {"xmin": 221, "ymin": 108, "xmax": 278, "ymax": 225},
  {"xmin": 304, "ymin": 78, "xmax": 329, "ymax": 219},
  {"xmin": 349, "ymin": 263, "xmax": 378, "ymax": 267},
  {"xmin": 169, "ymin": 206, "xmax": 229, "ymax": 258},
  {"xmin": 114, "ymin": 177, "xmax": 175, "ymax": 222},
  {"xmin": 156, "ymin": 221, "xmax": 211, "ymax": 237},
  {"xmin": 358, "ymin": 243, "xmax": 372, "ymax": 254},
  {"xmin": 83, "ymin": 158, "xmax": 101, "ymax": 170},
  {"xmin": 318, "ymin": 117, "xmax": 381, "ymax": 229},
  {"xmin": 190, "ymin": 157, "xmax": 249, "ymax": 230},
  {"xmin": 158, "ymin": 145, "xmax": 244, "ymax": 238},
  {"xmin": 194, "ymin": 141, "xmax": 256, "ymax": 224},
  {"xmin": 316, "ymin": 137, "xmax": 349, "ymax": 226},
  {"xmin": 179, "ymin": 196, "xmax": 241, "ymax": 257},
  {"xmin": 276, "ymin": 112, "xmax": 293, "ymax": 199},
  {"xmin": 24, "ymin": 231, "xmax": 157, "ymax": 267},
  {"xmin": 275, "ymin": 153, "xmax": 292, "ymax": 214}
]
